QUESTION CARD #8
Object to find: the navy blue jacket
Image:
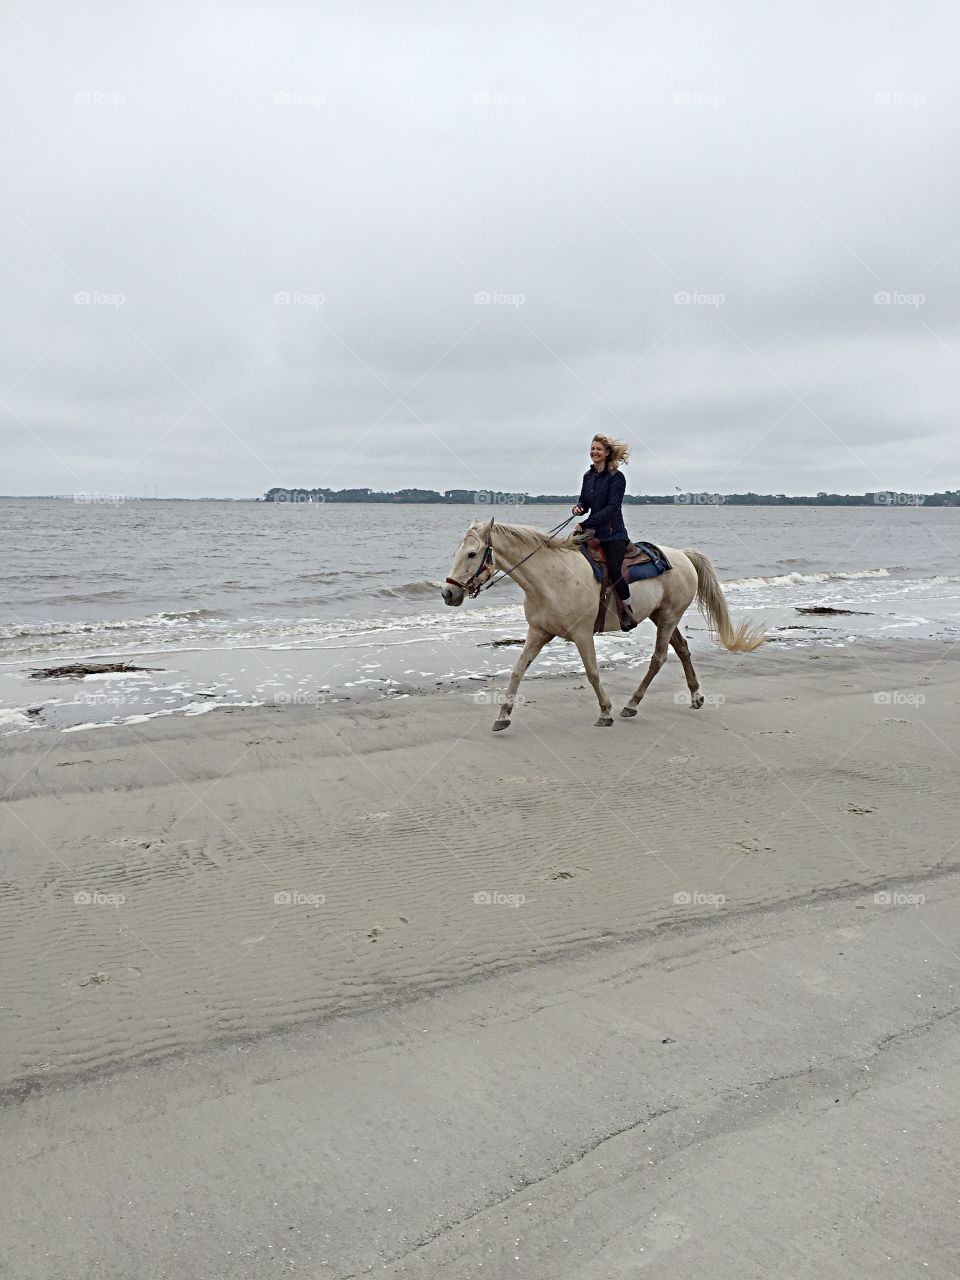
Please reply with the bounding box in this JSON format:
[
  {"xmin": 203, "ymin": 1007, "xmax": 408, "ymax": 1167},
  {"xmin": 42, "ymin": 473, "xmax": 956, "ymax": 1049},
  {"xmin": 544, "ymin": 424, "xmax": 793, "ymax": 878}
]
[{"xmin": 578, "ymin": 465, "xmax": 629, "ymax": 542}]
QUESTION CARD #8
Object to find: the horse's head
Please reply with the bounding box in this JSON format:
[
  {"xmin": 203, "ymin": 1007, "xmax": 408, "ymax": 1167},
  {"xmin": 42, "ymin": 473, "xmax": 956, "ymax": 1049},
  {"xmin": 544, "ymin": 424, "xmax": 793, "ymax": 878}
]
[{"xmin": 441, "ymin": 517, "xmax": 496, "ymax": 606}]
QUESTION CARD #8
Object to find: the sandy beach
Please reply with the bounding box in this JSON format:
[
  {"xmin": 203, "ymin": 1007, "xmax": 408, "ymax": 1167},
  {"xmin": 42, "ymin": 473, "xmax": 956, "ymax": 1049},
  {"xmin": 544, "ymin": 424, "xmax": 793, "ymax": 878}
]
[
  {"xmin": 2, "ymin": 638, "xmax": 959, "ymax": 1275},
  {"xmin": 2, "ymin": 636, "xmax": 957, "ymax": 1090},
  {"xmin": 5, "ymin": 0, "xmax": 959, "ymax": 1269}
]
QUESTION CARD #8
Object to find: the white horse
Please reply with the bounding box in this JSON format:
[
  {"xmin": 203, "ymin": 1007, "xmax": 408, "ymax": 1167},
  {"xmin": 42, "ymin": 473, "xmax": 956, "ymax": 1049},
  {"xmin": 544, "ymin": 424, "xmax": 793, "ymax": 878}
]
[{"xmin": 441, "ymin": 517, "xmax": 764, "ymax": 730}]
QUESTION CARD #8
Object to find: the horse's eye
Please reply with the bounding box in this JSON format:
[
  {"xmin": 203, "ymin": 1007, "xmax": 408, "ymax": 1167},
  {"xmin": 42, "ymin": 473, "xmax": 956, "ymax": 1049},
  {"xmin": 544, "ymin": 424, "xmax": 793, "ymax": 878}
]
[{"xmin": 466, "ymin": 551, "xmax": 476, "ymax": 559}]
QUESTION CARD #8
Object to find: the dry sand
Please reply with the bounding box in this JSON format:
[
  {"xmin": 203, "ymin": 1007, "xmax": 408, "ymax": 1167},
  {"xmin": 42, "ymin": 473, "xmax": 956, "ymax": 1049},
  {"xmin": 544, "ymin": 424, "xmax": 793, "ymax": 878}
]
[{"xmin": 2, "ymin": 639, "xmax": 959, "ymax": 1276}]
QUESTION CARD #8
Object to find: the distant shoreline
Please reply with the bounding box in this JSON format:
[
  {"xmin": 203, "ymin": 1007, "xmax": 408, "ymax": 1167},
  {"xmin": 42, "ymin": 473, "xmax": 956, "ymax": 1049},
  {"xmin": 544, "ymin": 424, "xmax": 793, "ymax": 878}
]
[{"xmin": 3, "ymin": 489, "xmax": 959, "ymax": 507}]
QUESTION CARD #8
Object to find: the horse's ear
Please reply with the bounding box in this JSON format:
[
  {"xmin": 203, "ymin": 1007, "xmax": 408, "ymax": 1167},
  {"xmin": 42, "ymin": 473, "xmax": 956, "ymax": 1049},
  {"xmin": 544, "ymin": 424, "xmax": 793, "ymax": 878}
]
[{"xmin": 482, "ymin": 516, "xmax": 495, "ymax": 538}]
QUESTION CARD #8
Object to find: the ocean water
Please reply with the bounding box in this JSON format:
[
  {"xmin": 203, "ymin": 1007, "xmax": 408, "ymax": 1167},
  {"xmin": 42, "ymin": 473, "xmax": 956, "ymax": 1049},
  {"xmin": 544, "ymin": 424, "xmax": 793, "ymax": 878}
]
[{"xmin": 1, "ymin": 499, "xmax": 958, "ymax": 733}]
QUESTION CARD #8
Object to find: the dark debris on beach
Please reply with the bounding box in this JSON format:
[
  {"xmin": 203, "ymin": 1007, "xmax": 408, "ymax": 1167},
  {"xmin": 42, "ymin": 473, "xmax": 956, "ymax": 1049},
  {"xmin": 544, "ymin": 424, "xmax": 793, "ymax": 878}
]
[
  {"xmin": 29, "ymin": 661, "xmax": 162, "ymax": 680},
  {"xmin": 795, "ymin": 606, "xmax": 871, "ymax": 616}
]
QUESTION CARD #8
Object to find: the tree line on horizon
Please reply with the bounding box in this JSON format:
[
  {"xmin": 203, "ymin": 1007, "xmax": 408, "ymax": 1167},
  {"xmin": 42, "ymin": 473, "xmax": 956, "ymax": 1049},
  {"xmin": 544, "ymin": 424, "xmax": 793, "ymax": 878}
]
[{"xmin": 260, "ymin": 486, "xmax": 960, "ymax": 507}]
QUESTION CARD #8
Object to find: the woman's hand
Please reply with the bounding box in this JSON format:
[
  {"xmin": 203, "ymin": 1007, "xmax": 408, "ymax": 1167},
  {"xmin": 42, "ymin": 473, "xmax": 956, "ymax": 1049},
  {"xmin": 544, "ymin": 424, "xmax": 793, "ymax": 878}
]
[{"xmin": 572, "ymin": 505, "xmax": 585, "ymax": 516}]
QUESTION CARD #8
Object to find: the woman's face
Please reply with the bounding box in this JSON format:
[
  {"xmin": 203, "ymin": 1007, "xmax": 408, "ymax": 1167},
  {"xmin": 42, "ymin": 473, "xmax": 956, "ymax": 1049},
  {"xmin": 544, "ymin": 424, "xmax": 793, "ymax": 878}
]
[{"xmin": 590, "ymin": 438, "xmax": 608, "ymax": 466}]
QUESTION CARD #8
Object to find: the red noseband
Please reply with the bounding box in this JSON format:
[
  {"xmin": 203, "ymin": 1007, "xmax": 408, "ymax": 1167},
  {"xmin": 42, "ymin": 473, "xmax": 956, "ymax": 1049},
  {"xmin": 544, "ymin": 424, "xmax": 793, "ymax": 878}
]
[{"xmin": 446, "ymin": 542, "xmax": 493, "ymax": 597}]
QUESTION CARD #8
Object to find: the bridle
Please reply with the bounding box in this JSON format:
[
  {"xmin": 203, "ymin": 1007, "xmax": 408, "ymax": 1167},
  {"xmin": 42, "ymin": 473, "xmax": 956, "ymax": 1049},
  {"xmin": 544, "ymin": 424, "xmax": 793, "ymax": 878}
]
[
  {"xmin": 445, "ymin": 515, "xmax": 577, "ymax": 599},
  {"xmin": 445, "ymin": 539, "xmax": 494, "ymax": 598}
]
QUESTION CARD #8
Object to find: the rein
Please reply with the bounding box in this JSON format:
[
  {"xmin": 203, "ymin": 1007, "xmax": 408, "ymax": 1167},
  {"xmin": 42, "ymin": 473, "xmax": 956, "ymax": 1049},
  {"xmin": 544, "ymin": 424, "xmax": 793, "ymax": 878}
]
[{"xmin": 446, "ymin": 516, "xmax": 577, "ymax": 598}]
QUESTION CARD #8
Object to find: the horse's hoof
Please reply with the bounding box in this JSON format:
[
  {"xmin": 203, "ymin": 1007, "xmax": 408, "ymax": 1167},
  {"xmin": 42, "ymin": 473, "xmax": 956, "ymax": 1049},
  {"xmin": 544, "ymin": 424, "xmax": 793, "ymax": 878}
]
[
  {"xmin": 691, "ymin": 695, "xmax": 705, "ymax": 710},
  {"xmin": 492, "ymin": 719, "xmax": 511, "ymax": 732},
  {"xmin": 619, "ymin": 706, "xmax": 638, "ymax": 718},
  {"xmin": 595, "ymin": 715, "xmax": 614, "ymax": 727}
]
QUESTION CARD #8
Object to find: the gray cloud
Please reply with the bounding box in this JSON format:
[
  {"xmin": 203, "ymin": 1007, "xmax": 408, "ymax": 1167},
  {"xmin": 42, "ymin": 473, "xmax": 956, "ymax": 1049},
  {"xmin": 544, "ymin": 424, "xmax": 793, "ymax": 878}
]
[{"xmin": 1, "ymin": 0, "xmax": 957, "ymax": 497}]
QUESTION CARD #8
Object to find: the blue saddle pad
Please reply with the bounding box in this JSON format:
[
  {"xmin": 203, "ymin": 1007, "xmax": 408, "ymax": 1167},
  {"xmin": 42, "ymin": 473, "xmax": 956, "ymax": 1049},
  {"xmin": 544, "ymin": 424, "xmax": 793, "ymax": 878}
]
[
  {"xmin": 628, "ymin": 542, "xmax": 672, "ymax": 581},
  {"xmin": 581, "ymin": 541, "xmax": 671, "ymax": 584}
]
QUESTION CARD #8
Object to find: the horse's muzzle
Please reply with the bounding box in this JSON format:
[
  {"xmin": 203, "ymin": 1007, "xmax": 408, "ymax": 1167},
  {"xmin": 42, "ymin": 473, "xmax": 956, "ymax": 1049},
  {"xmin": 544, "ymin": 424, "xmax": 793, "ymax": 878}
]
[{"xmin": 441, "ymin": 583, "xmax": 465, "ymax": 606}]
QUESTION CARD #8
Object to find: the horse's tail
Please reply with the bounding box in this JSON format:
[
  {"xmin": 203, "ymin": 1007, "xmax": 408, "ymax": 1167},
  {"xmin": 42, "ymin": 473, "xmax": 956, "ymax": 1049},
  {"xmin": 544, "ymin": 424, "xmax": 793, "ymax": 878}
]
[{"xmin": 684, "ymin": 549, "xmax": 765, "ymax": 653}]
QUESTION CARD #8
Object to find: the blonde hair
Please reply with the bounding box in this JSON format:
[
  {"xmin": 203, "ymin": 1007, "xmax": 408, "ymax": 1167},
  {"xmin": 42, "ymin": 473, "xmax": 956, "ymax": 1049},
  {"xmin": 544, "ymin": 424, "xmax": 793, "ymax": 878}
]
[{"xmin": 592, "ymin": 433, "xmax": 630, "ymax": 471}]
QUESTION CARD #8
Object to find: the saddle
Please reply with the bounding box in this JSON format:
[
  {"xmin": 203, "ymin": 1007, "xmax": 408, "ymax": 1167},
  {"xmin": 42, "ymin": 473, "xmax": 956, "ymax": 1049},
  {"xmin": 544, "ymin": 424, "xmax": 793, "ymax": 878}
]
[{"xmin": 580, "ymin": 538, "xmax": 672, "ymax": 634}]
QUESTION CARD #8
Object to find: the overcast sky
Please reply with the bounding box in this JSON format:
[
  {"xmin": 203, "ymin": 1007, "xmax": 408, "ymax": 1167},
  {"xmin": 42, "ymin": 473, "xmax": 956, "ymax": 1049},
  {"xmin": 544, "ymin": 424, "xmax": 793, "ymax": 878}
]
[{"xmin": 1, "ymin": 1, "xmax": 957, "ymax": 498}]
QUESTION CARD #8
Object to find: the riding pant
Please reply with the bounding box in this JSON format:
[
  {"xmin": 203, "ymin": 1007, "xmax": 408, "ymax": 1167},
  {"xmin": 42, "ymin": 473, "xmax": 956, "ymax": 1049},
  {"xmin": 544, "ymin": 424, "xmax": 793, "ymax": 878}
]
[{"xmin": 601, "ymin": 538, "xmax": 631, "ymax": 601}]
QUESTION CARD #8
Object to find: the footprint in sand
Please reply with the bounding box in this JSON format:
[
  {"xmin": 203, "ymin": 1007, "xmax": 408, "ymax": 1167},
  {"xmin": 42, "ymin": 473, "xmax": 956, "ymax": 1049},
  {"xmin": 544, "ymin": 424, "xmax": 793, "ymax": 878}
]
[
  {"xmin": 367, "ymin": 918, "xmax": 409, "ymax": 941},
  {"xmin": 735, "ymin": 839, "xmax": 776, "ymax": 854},
  {"xmin": 541, "ymin": 864, "xmax": 587, "ymax": 881},
  {"xmin": 79, "ymin": 972, "xmax": 110, "ymax": 987}
]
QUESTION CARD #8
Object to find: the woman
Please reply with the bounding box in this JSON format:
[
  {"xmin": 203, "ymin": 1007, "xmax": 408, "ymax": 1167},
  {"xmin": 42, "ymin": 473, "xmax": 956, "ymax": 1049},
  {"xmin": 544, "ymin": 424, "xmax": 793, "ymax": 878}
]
[{"xmin": 573, "ymin": 434, "xmax": 639, "ymax": 631}]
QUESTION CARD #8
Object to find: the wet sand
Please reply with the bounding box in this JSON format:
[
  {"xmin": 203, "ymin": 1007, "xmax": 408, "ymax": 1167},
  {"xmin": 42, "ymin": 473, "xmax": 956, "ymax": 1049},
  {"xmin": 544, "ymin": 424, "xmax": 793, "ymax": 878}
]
[
  {"xmin": 2, "ymin": 638, "xmax": 957, "ymax": 1090},
  {"xmin": 1, "ymin": 639, "xmax": 959, "ymax": 1275},
  {"xmin": 4, "ymin": 873, "xmax": 960, "ymax": 1277}
]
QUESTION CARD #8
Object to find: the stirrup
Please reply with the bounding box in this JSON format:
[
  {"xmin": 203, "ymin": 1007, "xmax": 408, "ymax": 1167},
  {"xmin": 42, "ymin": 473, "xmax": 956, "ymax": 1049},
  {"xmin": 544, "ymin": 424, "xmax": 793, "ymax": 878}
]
[{"xmin": 619, "ymin": 603, "xmax": 639, "ymax": 631}]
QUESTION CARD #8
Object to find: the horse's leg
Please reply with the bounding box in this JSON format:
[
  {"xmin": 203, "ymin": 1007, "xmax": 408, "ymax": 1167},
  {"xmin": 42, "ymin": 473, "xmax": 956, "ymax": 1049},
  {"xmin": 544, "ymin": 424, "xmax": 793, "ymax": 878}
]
[
  {"xmin": 620, "ymin": 613, "xmax": 674, "ymax": 717},
  {"xmin": 573, "ymin": 632, "xmax": 614, "ymax": 727},
  {"xmin": 669, "ymin": 627, "xmax": 705, "ymax": 709},
  {"xmin": 492, "ymin": 626, "xmax": 552, "ymax": 731}
]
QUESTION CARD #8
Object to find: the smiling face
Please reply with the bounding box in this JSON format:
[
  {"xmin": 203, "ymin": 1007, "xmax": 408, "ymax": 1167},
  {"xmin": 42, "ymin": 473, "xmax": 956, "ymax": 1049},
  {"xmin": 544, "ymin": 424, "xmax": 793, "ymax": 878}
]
[
  {"xmin": 590, "ymin": 437, "xmax": 609, "ymax": 468},
  {"xmin": 441, "ymin": 521, "xmax": 495, "ymax": 606}
]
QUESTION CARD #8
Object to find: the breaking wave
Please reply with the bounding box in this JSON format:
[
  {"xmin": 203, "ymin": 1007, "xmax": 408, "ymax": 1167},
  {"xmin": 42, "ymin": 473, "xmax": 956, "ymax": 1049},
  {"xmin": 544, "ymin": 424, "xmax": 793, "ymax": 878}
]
[
  {"xmin": 0, "ymin": 609, "xmax": 231, "ymax": 642},
  {"xmin": 371, "ymin": 580, "xmax": 444, "ymax": 599},
  {"xmin": 723, "ymin": 568, "xmax": 891, "ymax": 590}
]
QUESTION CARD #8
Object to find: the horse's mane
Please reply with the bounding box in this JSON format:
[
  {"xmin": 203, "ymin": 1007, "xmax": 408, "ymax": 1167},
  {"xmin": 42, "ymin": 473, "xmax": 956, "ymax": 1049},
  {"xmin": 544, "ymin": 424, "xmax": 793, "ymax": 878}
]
[{"xmin": 467, "ymin": 520, "xmax": 580, "ymax": 551}]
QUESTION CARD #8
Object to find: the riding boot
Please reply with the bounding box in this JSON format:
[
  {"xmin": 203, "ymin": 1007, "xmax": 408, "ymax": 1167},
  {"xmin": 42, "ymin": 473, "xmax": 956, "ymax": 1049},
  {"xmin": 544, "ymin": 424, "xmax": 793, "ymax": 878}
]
[{"xmin": 619, "ymin": 598, "xmax": 639, "ymax": 631}]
